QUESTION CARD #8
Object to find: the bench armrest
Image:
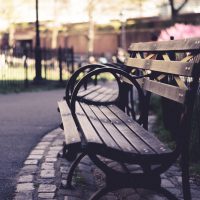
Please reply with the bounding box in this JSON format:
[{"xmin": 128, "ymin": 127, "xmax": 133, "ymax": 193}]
[
  {"xmin": 70, "ymin": 67, "xmax": 146, "ymax": 124},
  {"xmin": 65, "ymin": 64, "xmax": 122, "ymax": 104}
]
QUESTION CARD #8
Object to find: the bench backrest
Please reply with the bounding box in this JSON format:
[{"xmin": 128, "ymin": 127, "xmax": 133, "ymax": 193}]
[{"xmin": 123, "ymin": 37, "xmax": 200, "ymax": 153}]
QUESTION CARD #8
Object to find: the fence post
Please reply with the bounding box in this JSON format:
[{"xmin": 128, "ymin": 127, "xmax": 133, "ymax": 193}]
[
  {"xmin": 24, "ymin": 55, "xmax": 28, "ymax": 87},
  {"xmin": 43, "ymin": 48, "xmax": 47, "ymax": 80},
  {"xmin": 58, "ymin": 47, "xmax": 63, "ymax": 82},
  {"xmin": 71, "ymin": 47, "xmax": 74, "ymax": 74}
]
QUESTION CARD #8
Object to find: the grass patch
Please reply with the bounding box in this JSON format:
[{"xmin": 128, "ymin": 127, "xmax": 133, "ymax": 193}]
[{"xmin": 0, "ymin": 80, "xmax": 66, "ymax": 94}]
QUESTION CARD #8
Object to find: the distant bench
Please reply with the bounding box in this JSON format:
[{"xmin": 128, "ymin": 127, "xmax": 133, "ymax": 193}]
[{"xmin": 58, "ymin": 37, "xmax": 200, "ymax": 200}]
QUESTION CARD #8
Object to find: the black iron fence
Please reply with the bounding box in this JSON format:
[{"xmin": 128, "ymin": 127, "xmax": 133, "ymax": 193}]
[{"xmin": 0, "ymin": 47, "xmax": 74, "ymax": 91}]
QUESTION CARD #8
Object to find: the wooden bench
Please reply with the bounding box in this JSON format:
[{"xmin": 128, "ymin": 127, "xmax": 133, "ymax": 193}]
[{"xmin": 58, "ymin": 37, "xmax": 200, "ymax": 200}]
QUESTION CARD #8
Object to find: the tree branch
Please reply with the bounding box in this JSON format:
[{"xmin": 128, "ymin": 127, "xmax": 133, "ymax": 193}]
[{"xmin": 177, "ymin": 0, "xmax": 188, "ymax": 12}]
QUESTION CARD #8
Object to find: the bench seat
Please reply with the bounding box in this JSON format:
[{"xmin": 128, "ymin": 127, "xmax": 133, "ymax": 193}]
[
  {"xmin": 77, "ymin": 84, "xmax": 118, "ymax": 104},
  {"xmin": 58, "ymin": 100, "xmax": 171, "ymax": 165}
]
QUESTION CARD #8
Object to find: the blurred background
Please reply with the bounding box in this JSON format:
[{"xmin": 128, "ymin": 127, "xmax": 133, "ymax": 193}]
[{"xmin": 0, "ymin": 0, "xmax": 199, "ymax": 90}]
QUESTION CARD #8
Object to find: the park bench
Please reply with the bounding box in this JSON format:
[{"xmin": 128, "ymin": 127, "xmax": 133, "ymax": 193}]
[{"xmin": 58, "ymin": 37, "xmax": 200, "ymax": 200}]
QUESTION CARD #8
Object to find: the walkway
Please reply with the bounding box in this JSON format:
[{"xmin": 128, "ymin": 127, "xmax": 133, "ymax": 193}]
[{"xmin": 0, "ymin": 89, "xmax": 64, "ymax": 200}]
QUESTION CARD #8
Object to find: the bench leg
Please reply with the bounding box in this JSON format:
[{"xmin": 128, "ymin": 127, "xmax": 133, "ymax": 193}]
[
  {"xmin": 181, "ymin": 147, "xmax": 191, "ymax": 200},
  {"xmin": 66, "ymin": 152, "xmax": 86, "ymax": 188}
]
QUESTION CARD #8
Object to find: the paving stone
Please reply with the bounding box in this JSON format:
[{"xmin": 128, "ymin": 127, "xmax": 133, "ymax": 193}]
[
  {"xmin": 45, "ymin": 158, "xmax": 57, "ymax": 162},
  {"xmin": 14, "ymin": 191, "xmax": 33, "ymax": 200},
  {"xmin": 46, "ymin": 154, "xmax": 57, "ymax": 158},
  {"xmin": 35, "ymin": 145, "xmax": 48, "ymax": 150},
  {"xmin": 52, "ymin": 140, "xmax": 63, "ymax": 146},
  {"xmin": 40, "ymin": 170, "xmax": 55, "ymax": 178},
  {"xmin": 20, "ymin": 165, "xmax": 38, "ymax": 175},
  {"xmin": 43, "ymin": 134, "xmax": 57, "ymax": 139},
  {"xmin": 38, "ymin": 192, "xmax": 55, "ymax": 199},
  {"xmin": 28, "ymin": 154, "xmax": 43, "ymax": 160},
  {"xmin": 18, "ymin": 175, "xmax": 34, "ymax": 183},
  {"xmin": 16, "ymin": 183, "xmax": 34, "ymax": 192},
  {"xmin": 41, "ymin": 163, "xmax": 54, "ymax": 170},
  {"xmin": 50, "ymin": 146, "xmax": 62, "ymax": 151},
  {"xmin": 24, "ymin": 160, "xmax": 39, "ymax": 165},
  {"xmin": 38, "ymin": 184, "xmax": 57, "ymax": 193},
  {"xmin": 48, "ymin": 150, "xmax": 60, "ymax": 154},
  {"xmin": 37, "ymin": 142, "xmax": 51, "ymax": 146},
  {"xmin": 31, "ymin": 150, "xmax": 45, "ymax": 155}
]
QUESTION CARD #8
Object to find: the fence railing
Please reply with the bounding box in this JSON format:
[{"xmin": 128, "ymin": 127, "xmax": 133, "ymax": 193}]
[{"xmin": 0, "ymin": 47, "xmax": 74, "ymax": 91}]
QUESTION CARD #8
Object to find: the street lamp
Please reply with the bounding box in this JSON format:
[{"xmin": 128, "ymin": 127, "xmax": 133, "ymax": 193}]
[{"xmin": 34, "ymin": 0, "xmax": 42, "ymax": 81}]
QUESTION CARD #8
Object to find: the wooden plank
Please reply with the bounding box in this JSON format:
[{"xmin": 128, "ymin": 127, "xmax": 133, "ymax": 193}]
[
  {"xmin": 99, "ymin": 92, "xmax": 118, "ymax": 102},
  {"xmin": 108, "ymin": 105, "xmax": 171, "ymax": 154},
  {"xmin": 80, "ymin": 103, "xmax": 120, "ymax": 150},
  {"xmin": 125, "ymin": 57, "xmax": 194, "ymax": 76},
  {"xmin": 76, "ymin": 102, "xmax": 103, "ymax": 144},
  {"xmin": 78, "ymin": 84, "xmax": 93, "ymax": 92},
  {"xmin": 57, "ymin": 100, "xmax": 81, "ymax": 145},
  {"xmin": 162, "ymin": 53, "xmax": 171, "ymax": 61},
  {"xmin": 181, "ymin": 55, "xmax": 193, "ymax": 62},
  {"xmin": 89, "ymin": 105, "xmax": 137, "ymax": 153},
  {"xmin": 145, "ymin": 54, "xmax": 155, "ymax": 59},
  {"xmin": 174, "ymin": 76, "xmax": 188, "ymax": 90},
  {"xmin": 91, "ymin": 88, "xmax": 118, "ymax": 102},
  {"xmin": 128, "ymin": 37, "xmax": 200, "ymax": 52},
  {"xmin": 121, "ymin": 76, "xmax": 144, "ymax": 88},
  {"xmin": 77, "ymin": 85, "xmax": 102, "ymax": 97},
  {"xmin": 143, "ymin": 78, "xmax": 187, "ymax": 104},
  {"xmin": 83, "ymin": 86, "xmax": 107, "ymax": 100},
  {"xmin": 99, "ymin": 106, "xmax": 156, "ymax": 154},
  {"xmin": 88, "ymin": 87, "xmax": 110, "ymax": 101}
]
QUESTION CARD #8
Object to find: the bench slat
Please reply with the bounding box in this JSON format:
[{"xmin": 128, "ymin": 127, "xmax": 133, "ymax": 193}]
[
  {"xmin": 83, "ymin": 86, "xmax": 107, "ymax": 101},
  {"xmin": 125, "ymin": 57, "xmax": 194, "ymax": 76},
  {"xmin": 91, "ymin": 88, "xmax": 118, "ymax": 102},
  {"xmin": 88, "ymin": 104, "xmax": 137, "ymax": 153},
  {"xmin": 98, "ymin": 92, "xmax": 118, "ymax": 102},
  {"xmin": 108, "ymin": 105, "xmax": 171, "ymax": 154},
  {"xmin": 80, "ymin": 103, "xmax": 121, "ymax": 150},
  {"xmin": 78, "ymin": 85, "xmax": 102, "ymax": 97},
  {"xmin": 58, "ymin": 100, "xmax": 81, "ymax": 145},
  {"xmin": 143, "ymin": 78, "xmax": 187, "ymax": 104},
  {"xmin": 76, "ymin": 103, "xmax": 103, "ymax": 145},
  {"xmin": 87, "ymin": 87, "xmax": 110, "ymax": 101},
  {"xmin": 128, "ymin": 37, "xmax": 200, "ymax": 52},
  {"xmin": 98, "ymin": 106, "xmax": 156, "ymax": 154}
]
